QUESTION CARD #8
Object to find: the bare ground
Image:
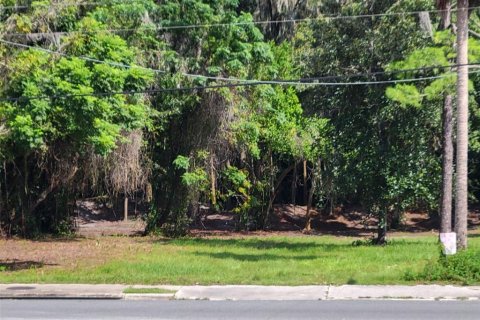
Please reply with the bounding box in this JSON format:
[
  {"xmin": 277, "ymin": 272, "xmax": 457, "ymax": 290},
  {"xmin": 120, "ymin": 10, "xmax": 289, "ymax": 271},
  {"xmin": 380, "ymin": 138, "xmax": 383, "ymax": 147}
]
[
  {"xmin": 74, "ymin": 200, "xmax": 145, "ymax": 237},
  {"xmin": 0, "ymin": 237, "xmax": 154, "ymax": 272},
  {"xmin": 73, "ymin": 199, "xmax": 480, "ymax": 238},
  {"xmin": 2, "ymin": 202, "xmax": 479, "ymax": 272},
  {"xmin": 191, "ymin": 204, "xmax": 480, "ymax": 238}
]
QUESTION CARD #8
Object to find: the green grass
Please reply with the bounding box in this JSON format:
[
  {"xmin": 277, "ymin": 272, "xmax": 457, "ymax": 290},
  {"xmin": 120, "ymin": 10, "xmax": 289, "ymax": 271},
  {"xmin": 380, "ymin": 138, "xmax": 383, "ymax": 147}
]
[
  {"xmin": 123, "ymin": 287, "xmax": 177, "ymax": 294},
  {"xmin": 2, "ymin": 235, "xmax": 479, "ymax": 285}
]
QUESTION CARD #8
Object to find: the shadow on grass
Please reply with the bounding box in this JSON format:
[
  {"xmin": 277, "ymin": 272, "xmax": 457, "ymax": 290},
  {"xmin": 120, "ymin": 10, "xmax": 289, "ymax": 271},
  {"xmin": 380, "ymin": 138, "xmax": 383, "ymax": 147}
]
[
  {"xmin": 467, "ymin": 233, "xmax": 480, "ymax": 238},
  {"xmin": 29, "ymin": 237, "xmax": 81, "ymax": 243},
  {"xmin": 0, "ymin": 260, "xmax": 56, "ymax": 271},
  {"xmin": 166, "ymin": 238, "xmax": 354, "ymax": 251},
  {"xmin": 192, "ymin": 251, "xmax": 319, "ymax": 261},
  {"xmin": 159, "ymin": 237, "xmax": 433, "ymax": 251}
]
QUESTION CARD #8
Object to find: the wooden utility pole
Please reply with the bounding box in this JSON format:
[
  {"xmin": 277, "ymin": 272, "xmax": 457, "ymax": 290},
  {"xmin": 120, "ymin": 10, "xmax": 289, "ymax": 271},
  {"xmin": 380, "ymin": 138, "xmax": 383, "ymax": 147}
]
[
  {"xmin": 455, "ymin": 0, "xmax": 470, "ymax": 250},
  {"xmin": 440, "ymin": 95, "xmax": 453, "ymax": 234},
  {"xmin": 437, "ymin": 0, "xmax": 455, "ymax": 254}
]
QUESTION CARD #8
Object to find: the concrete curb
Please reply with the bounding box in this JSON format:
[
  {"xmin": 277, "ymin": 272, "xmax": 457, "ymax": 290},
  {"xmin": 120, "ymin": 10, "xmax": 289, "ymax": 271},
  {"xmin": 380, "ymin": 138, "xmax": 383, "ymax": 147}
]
[
  {"xmin": 124, "ymin": 293, "xmax": 175, "ymax": 300},
  {"xmin": 2, "ymin": 284, "xmax": 480, "ymax": 301},
  {"xmin": 0, "ymin": 284, "xmax": 126, "ymax": 300},
  {"xmin": 326, "ymin": 285, "xmax": 480, "ymax": 301},
  {"xmin": 174, "ymin": 285, "xmax": 329, "ymax": 301},
  {"xmin": 174, "ymin": 285, "xmax": 480, "ymax": 301}
]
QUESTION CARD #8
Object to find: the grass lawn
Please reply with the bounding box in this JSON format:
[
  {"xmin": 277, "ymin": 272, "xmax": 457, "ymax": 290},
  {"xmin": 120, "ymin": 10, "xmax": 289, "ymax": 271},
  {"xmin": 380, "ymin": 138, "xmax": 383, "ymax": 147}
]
[
  {"xmin": 1, "ymin": 235, "xmax": 478, "ymax": 285},
  {"xmin": 123, "ymin": 287, "xmax": 177, "ymax": 294}
]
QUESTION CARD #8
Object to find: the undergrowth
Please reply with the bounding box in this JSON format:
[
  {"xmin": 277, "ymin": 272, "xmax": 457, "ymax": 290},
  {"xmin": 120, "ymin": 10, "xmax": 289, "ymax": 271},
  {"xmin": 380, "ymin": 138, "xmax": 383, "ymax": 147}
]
[{"xmin": 406, "ymin": 247, "xmax": 480, "ymax": 285}]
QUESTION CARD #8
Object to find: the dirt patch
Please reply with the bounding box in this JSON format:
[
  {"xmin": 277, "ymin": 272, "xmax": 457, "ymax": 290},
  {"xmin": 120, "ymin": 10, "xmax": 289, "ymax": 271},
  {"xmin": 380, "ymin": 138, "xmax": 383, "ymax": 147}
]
[
  {"xmin": 190, "ymin": 204, "xmax": 480, "ymax": 238},
  {"xmin": 74, "ymin": 200, "xmax": 146, "ymax": 237},
  {"xmin": 0, "ymin": 237, "xmax": 154, "ymax": 272}
]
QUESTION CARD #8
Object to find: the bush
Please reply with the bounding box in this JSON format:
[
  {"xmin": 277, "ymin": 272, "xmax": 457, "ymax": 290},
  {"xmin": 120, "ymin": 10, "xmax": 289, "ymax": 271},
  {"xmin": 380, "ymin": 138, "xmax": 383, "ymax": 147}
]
[
  {"xmin": 144, "ymin": 205, "xmax": 190, "ymax": 238},
  {"xmin": 160, "ymin": 211, "xmax": 190, "ymax": 238},
  {"xmin": 411, "ymin": 248, "xmax": 480, "ymax": 285}
]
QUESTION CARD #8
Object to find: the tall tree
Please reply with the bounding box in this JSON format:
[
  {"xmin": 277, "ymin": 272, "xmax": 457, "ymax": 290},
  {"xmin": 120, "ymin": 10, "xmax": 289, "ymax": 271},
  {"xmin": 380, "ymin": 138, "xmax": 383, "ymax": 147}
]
[
  {"xmin": 295, "ymin": 0, "xmax": 439, "ymax": 244},
  {"xmin": 455, "ymin": 0, "xmax": 470, "ymax": 250}
]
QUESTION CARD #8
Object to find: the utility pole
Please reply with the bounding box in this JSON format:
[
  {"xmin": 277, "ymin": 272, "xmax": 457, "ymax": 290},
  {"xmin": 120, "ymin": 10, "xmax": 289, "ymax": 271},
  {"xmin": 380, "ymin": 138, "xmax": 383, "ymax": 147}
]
[
  {"xmin": 454, "ymin": 0, "xmax": 470, "ymax": 250},
  {"xmin": 437, "ymin": 0, "xmax": 456, "ymax": 254}
]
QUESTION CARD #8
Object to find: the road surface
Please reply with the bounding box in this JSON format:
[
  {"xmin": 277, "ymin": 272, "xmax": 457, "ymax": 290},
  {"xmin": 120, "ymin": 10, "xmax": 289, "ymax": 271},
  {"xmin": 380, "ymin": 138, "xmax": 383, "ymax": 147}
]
[{"xmin": 1, "ymin": 299, "xmax": 480, "ymax": 319}]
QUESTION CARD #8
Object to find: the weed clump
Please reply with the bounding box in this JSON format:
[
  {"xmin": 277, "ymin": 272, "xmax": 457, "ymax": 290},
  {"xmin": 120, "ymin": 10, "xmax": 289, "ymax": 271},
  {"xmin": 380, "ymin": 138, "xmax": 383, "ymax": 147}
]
[{"xmin": 409, "ymin": 248, "xmax": 480, "ymax": 285}]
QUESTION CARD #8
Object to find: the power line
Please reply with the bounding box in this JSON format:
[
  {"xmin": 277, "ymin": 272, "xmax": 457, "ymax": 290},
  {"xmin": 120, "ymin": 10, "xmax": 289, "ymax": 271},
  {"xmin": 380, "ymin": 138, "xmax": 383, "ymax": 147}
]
[
  {"xmin": 0, "ymin": 2, "xmax": 103, "ymax": 10},
  {"xmin": 0, "ymin": 38, "xmax": 210, "ymax": 81},
  {"xmin": 0, "ymin": 4, "xmax": 479, "ymax": 34},
  {"xmin": 2, "ymin": 69, "xmax": 480, "ymax": 103},
  {"xmin": 1, "ymin": 37, "xmax": 479, "ymax": 88},
  {"xmin": 0, "ymin": 37, "xmax": 299, "ymax": 84},
  {"xmin": 298, "ymin": 63, "xmax": 480, "ymax": 82},
  {"xmin": 3, "ymin": 10, "xmax": 478, "ymax": 38}
]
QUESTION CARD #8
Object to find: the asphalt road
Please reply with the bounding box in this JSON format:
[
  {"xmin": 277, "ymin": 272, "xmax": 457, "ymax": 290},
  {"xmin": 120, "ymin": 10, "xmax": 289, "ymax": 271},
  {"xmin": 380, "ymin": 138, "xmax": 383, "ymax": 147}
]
[{"xmin": 1, "ymin": 300, "xmax": 480, "ymax": 320}]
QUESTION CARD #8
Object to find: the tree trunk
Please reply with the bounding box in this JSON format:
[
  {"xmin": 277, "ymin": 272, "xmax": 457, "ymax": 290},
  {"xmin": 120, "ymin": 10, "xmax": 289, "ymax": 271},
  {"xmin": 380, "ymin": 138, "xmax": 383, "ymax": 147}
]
[
  {"xmin": 304, "ymin": 187, "xmax": 315, "ymax": 232},
  {"xmin": 375, "ymin": 209, "xmax": 387, "ymax": 245},
  {"xmin": 440, "ymin": 94, "xmax": 454, "ymax": 234},
  {"xmin": 0, "ymin": 162, "xmax": 6, "ymax": 229},
  {"xmin": 291, "ymin": 161, "xmax": 297, "ymax": 214},
  {"xmin": 455, "ymin": 0, "xmax": 469, "ymax": 250},
  {"xmin": 210, "ymin": 156, "xmax": 216, "ymax": 206},
  {"xmin": 124, "ymin": 196, "xmax": 128, "ymax": 222},
  {"xmin": 264, "ymin": 164, "xmax": 296, "ymax": 227},
  {"xmin": 146, "ymin": 182, "xmax": 153, "ymax": 202},
  {"xmin": 304, "ymin": 159, "xmax": 321, "ymax": 232},
  {"xmin": 437, "ymin": 0, "xmax": 451, "ymax": 30},
  {"xmin": 303, "ymin": 160, "xmax": 308, "ymax": 205}
]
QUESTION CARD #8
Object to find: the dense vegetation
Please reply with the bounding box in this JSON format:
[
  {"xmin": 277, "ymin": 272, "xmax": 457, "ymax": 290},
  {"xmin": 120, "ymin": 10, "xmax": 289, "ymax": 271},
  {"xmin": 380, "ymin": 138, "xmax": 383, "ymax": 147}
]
[{"xmin": 1, "ymin": 0, "xmax": 480, "ymax": 242}]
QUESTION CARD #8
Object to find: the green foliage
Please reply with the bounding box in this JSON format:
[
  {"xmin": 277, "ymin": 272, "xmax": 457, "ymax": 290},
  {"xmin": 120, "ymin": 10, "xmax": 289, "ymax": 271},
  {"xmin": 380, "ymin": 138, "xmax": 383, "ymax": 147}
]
[
  {"xmin": 173, "ymin": 155, "xmax": 190, "ymax": 171},
  {"xmin": 53, "ymin": 219, "xmax": 75, "ymax": 237},
  {"xmin": 222, "ymin": 166, "xmax": 250, "ymax": 189},
  {"xmin": 160, "ymin": 209, "xmax": 191, "ymax": 238},
  {"xmin": 386, "ymin": 29, "xmax": 480, "ymax": 207},
  {"xmin": 410, "ymin": 248, "xmax": 480, "ymax": 285},
  {"xmin": 174, "ymin": 154, "xmax": 208, "ymax": 189},
  {"xmin": 219, "ymin": 165, "xmax": 254, "ymax": 223},
  {"xmin": 6, "ymin": 0, "xmax": 480, "ymax": 238},
  {"xmin": 0, "ymin": 1, "xmax": 155, "ymax": 236},
  {"xmin": 293, "ymin": 0, "xmax": 441, "ymax": 231},
  {"xmin": 144, "ymin": 0, "xmax": 332, "ymax": 232},
  {"xmin": 385, "ymin": 85, "xmax": 422, "ymax": 108},
  {"xmin": 1, "ymin": 29, "xmax": 153, "ymax": 155},
  {"xmin": 298, "ymin": 117, "xmax": 331, "ymax": 161},
  {"xmin": 386, "ymin": 31, "xmax": 480, "ymax": 103}
]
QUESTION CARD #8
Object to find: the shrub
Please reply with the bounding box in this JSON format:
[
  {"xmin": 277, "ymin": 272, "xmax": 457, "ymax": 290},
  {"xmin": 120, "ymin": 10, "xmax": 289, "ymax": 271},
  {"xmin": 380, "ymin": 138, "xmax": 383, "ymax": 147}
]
[
  {"xmin": 160, "ymin": 211, "xmax": 190, "ymax": 238},
  {"xmin": 412, "ymin": 248, "xmax": 480, "ymax": 285}
]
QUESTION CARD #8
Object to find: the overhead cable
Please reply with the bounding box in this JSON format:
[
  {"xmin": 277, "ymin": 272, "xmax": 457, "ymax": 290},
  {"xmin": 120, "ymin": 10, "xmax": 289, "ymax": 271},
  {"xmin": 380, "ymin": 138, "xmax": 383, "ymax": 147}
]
[
  {"xmin": 2, "ymin": 69, "xmax": 480, "ymax": 103},
  {"xmin": 0, "ymin": 3, "xmax": 479, "ymax": 33},
  {"xmin": 1, "ymin": 38, "xmax": 479, "ymax": 87}
]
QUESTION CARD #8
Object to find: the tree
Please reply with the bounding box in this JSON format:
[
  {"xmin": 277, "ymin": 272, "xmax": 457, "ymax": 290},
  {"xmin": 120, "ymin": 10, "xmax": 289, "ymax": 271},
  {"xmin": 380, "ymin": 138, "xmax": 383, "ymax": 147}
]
[
  {"xmin": 294, "ymin": 0, "xmax": 438, "ymax": 244},
  {"xmin": 0, "ymin": 5, "xmax": 154, "ymax": 236}
]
